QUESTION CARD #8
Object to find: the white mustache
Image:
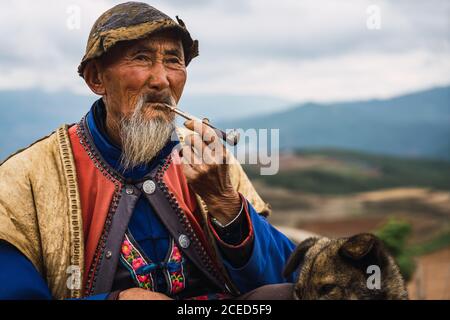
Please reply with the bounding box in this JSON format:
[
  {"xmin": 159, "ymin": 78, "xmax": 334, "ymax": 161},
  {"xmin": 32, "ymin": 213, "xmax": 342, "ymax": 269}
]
[
  {"xmin": 144, "ymin": 94, "xmax": 176, "ymax": 107},
  {"xmin": 118, "ymin": 95, "xmax": 175, "ymax": 171}
]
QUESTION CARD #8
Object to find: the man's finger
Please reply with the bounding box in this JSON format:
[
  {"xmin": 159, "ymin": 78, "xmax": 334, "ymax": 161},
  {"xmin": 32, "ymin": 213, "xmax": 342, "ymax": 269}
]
[
  {"xmin": 186, "ymin": 133, "xmax": 218, "ymax": 165},
  {"xmin": 186, "ymin": 133, "xmax": 205, "ymax": 155},
  {"xmin": 184, "ymin": 119, "xmax": 217, "ymax": 145},
  {"xmin": 181, "ymin": 144, "xmax": 203, "ymax": 166}
]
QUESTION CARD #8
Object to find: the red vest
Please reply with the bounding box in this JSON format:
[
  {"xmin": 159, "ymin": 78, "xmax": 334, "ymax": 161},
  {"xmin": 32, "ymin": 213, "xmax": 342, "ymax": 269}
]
[{"xmin": 68, "ymin": 122, "xmax": 228, "ymax": 296}]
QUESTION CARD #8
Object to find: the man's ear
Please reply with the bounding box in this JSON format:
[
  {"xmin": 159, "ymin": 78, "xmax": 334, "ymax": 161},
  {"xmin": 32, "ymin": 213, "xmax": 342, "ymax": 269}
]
[
  {"xmin": 83, "ymin": 60, "xmax": 106, "ymax": 95},
  {"xmin": 339, "ymin": 233, "xmax": 387, "ymax": 268},
  {"xmin": 282, "ymin": 237, "xmax": 318, "ymax": 279}
]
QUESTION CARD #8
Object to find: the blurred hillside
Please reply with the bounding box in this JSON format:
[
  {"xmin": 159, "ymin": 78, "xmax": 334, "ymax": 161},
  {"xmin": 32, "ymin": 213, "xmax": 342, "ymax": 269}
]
[
  {"xmin": 245, "ymin": 149, "xmax": 450, "ymax": 238},
  {"xmin": 222, "ymin": 86, "xmax": 450, "ymax": 161},
  {"xmin": 245, "ymin": 148, "xmax": 450, "ymax": 195}
]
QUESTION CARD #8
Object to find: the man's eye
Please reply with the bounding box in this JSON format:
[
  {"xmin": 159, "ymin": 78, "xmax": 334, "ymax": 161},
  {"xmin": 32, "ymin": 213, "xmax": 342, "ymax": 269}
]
[
  {"xmin": 166, "ymin": 57, "xmax": 181, "ymax": 64},
  {"xmin": 134, "ymin": 55, "xmax": 151, "ymax": 61}
]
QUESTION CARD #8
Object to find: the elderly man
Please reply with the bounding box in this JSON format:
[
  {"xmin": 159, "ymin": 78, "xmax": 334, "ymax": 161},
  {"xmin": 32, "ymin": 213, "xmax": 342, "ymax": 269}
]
[{"xmin": 0, "ymin": 2, "xmax": 296, "ymax": 300}]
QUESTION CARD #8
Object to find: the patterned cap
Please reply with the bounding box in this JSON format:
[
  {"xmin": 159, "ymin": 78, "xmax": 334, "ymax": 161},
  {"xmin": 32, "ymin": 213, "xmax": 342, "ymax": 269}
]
[{"xmin": 78, "ymin": 1, "xmax": 199, "ymax": 77}]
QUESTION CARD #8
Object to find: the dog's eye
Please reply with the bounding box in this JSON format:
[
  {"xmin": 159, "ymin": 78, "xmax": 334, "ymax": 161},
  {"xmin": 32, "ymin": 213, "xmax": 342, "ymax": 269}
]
[{"xmin": 319, "ymin": 284, "xmax": 337, "ymax": 295}]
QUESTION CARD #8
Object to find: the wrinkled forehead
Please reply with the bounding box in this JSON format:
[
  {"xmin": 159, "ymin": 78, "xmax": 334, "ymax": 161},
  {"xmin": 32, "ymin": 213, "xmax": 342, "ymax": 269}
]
[
  {"xmin": 131, "ymin": 33, "xmax": 184, "ymax": 52},
  {"xmin": 115, "ymin": 31, "xmax": 183, "ymax": 54}
]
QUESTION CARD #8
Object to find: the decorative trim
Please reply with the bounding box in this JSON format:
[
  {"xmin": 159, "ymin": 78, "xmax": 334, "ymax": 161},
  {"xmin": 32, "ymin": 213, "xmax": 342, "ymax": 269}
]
[
  {"xmin": 75, "ymin": 117, "xmax": 124, "ymax": 295},
  {"xmin": 166, "ymin": 239, "xmax": 186, "ymax": 294},
  {"xmin": 76, "ymin": 116, "xmax": 124, "ymax": 183},
  {"xmin": 119, "ymin": 233, "xmax": 186, "ymax": 295},
  {"xmin": 120, "ymin": 233, "xmax": 155, "ymax": 290},
  {"xmin": 57, "ymin": 124, "xmax": 84, "ymax": 299}
]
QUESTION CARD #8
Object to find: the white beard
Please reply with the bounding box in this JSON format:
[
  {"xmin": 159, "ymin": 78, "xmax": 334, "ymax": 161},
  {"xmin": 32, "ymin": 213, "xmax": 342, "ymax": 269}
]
[{"xmin": 118, "ymin": 96, "xmax": 175, "ymax": 171}]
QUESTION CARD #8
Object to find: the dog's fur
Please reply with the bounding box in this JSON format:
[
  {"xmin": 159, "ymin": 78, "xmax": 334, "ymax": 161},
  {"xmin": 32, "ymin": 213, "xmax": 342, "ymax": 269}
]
[{"xmin": 283, "ymin": 233, "xmax": 408, "ymax": 300}]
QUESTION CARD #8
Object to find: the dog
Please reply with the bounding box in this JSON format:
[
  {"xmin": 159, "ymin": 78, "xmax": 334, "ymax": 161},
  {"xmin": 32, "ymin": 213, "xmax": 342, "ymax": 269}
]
[{"xmin": 282, "ymin": 233, "xmax": 408, "ymax": 300}]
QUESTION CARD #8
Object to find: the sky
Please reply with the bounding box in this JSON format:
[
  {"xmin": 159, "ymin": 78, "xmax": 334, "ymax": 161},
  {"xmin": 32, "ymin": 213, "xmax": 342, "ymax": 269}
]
[{"xmin": 0, "ymin": 0, "xmax": 448, "ymax": 103}]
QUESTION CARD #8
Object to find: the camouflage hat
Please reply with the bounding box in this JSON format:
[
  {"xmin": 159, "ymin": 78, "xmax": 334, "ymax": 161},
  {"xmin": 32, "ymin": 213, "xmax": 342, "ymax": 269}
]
[{"xmin": 78, "ymin": 1, "xmax": 199, "ymax": 77}]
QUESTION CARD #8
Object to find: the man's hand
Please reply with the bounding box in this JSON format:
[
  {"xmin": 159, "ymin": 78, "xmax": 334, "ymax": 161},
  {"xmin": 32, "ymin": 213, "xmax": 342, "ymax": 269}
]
[
  {"xmin": 118, "ymin": 288, "xmax": 173, "ymax": 300},
  {"xmin": 181, "ymin": 119, "xmax": 242, "ymax": 225}
]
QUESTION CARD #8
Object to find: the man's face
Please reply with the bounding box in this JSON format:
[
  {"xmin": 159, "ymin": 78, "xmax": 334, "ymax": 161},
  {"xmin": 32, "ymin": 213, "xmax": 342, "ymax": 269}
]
[
  {"xmin": 94, "ymin": 31, "xmax": 187, "ymax": 170},
  {"xmin": 100, "ymin": 31, "xmax": 187, "ymax": 123}
]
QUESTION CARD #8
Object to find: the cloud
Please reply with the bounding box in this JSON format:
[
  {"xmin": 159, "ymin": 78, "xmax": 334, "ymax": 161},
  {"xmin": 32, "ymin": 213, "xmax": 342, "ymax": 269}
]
[
  {"xmin": 186, "ymin": 49, "xmax": 450, "ymax": 102},
  {"xmin": 0, "ymin": 0, "xmax": 113, "ymax": 93},
  {"xmin": 0, "ymin": 0, "xmax": 448, "ymax": 102}
]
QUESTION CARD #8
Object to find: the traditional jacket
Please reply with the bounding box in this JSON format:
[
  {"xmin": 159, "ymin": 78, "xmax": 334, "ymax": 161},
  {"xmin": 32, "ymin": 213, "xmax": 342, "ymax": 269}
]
[{"xmin": 0, "ymin": 102, "xmax": 294, "ymax": 300}]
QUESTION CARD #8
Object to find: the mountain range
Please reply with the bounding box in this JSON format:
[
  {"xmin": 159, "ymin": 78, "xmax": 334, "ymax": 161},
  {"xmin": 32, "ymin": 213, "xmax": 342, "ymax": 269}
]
[
  {"xmin": 220, "ymin": 86, "xmax": 450, "ymax": 161},
  {"xmin": 0, "ymin": 86, "xmax": 449, "ymax": 162}
]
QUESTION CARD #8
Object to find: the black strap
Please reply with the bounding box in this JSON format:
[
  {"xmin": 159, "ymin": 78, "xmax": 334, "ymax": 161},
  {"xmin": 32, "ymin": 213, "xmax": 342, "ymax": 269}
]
[{"xmin": 91, "ymin": 185, "xmax": 140, "ymax": 295}]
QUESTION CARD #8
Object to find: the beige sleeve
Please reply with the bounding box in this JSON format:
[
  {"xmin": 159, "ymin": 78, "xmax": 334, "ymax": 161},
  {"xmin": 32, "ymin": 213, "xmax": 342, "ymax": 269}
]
[
  {"xmin": 227, "ymin": 154, "xmax": 272, "ymax": 217},
  {"xmin": 0, "ymin": 152, "xmax": 43, "ymax": 274}
]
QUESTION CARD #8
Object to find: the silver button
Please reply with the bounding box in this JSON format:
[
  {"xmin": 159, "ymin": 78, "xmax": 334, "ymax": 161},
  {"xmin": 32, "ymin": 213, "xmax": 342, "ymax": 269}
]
[
  {"xmin": 143, "ymin": 180, "xmax": 156, "ymax": 194},
  {"xmin": 125, "ymin": 187, "xmax": 134, "ymax": 195},
  {"xmin": 178, "ymin": 234, "xmax": 190, "ymax": 249},
  {"xmin": 105, "ymin": 250, "xmax": 112, "ymax": 259}
]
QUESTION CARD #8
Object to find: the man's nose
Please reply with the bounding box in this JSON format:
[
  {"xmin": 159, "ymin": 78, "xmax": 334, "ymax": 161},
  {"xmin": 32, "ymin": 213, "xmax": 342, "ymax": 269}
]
[{"xmin": 147, "ymin": 61, "xmax": 170, "ymax": 91}]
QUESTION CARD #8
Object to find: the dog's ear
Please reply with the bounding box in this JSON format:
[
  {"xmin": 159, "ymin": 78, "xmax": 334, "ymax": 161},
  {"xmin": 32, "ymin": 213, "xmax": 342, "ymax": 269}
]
[
  {"xmin": 282, "ymin": 237, "xmax": 318, "ymax": 279},
  {"xmin": 339, "ymin": 233, "xmax": 376, "ymax": 260},
  {"xmin": 339, "ymin": 233, "xmax": 386, "ymax": 268}
]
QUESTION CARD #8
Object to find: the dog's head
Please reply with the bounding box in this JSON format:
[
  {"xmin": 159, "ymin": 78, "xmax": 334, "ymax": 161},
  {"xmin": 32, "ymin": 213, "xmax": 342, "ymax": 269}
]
[{"xmin": 283, "ymin": 233, "xmax": 408, "ymax": 300}]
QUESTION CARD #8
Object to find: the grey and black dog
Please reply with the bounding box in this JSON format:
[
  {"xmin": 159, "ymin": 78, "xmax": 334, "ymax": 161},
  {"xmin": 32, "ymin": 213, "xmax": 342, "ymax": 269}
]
[{"xmin": 283, "ymin": 233, "xmax": 408, "ymax": 300}]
